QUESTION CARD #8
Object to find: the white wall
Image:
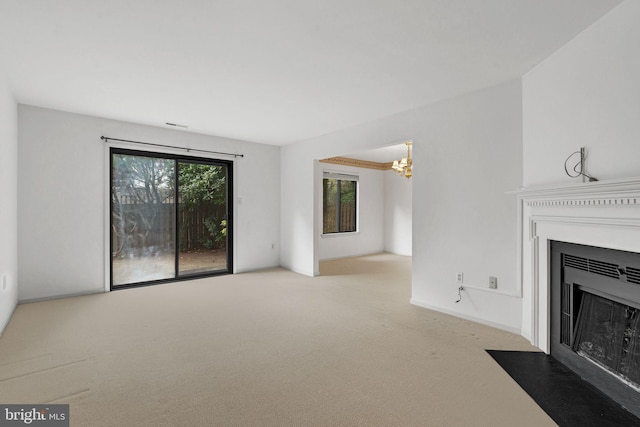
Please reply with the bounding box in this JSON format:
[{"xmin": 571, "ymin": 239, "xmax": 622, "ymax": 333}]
[
  {"xmin": 18, "ymin": 105, "xmax": 280, "ymax": 302},
  {"xmin": 523, "ymin": 1, "xmax": 639, "ymax": 187},
  {"xmin": 280, "ymin": 142, "xmax": 316, "ymax": 276},
  {"xmin": 411, "ymin": 81, "xmax": 523, "ymax": 333},
  {"xmin": 281, "ymin": 79, "xmax": 523, "ymax": 332},
  {"xmin": 384, "ymin": 171, "xmax": 412, "ymax": 256},
  {"xmin": 0, "ymin": 69, "xmax": 18, "ymax": 334},
  {"xmin": 317, "ymin": 162, "xmax": 384, "ymax": 261}
]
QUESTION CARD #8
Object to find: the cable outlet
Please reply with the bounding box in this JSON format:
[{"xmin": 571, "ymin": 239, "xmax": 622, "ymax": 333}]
[
  {"xmin": 456, "ymin": 272, "xmax": 464, "ymax": 284},
  {"xmin": 489, "ymin": 276, "xmax": 498, "ymax": 289}
]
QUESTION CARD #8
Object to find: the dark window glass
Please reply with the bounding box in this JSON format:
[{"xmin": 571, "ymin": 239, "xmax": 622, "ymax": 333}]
[{"xmin": 323, "ymin": 178, "xmax": 357, "ymax": 234}]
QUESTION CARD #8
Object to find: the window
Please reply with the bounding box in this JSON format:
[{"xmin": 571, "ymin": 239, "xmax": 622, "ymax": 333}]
[{"xmin": 323, "ymin": 172, "xmax": 358, "ymax": 234}]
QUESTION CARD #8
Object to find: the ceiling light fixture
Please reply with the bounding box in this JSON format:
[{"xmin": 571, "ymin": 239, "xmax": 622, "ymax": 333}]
[{"xmin": 391, "ymin": 141, "xmax": 413, "ymax": 178}]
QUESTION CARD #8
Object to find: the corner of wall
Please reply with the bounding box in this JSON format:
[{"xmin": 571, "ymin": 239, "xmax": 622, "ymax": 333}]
[
  {"xmin": 0, "ymin": 71, "xmax": 18, "ymax": 336},
  {"xmin": 279, "ymin": 145, "xmax": 316, "ymax": 276}
]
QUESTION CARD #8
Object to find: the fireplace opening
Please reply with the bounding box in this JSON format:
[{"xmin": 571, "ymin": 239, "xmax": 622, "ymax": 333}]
[
  {"xmin": 551, "ymin": 241, "xmax": 640, "ymax": 418},
  {"xmin": 573, "ymin": 291, "xmax": 640, "ymax": 390}
]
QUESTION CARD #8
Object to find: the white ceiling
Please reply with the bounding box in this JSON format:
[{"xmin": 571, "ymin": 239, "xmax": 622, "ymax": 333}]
[{"xmin": 0, "ymin": 0, "xmax": 622, "ymax": 146}]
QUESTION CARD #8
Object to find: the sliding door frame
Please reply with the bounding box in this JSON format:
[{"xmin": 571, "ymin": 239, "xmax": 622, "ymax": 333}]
[{"xmin": 109, "ymin": 147, "xmax": 234, "ymax": 290}]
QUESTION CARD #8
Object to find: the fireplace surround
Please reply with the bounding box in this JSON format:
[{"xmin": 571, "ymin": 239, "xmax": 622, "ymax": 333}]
[{"xmin": 515, "ymin": 177, "xmax": 640, "ymax": 415}]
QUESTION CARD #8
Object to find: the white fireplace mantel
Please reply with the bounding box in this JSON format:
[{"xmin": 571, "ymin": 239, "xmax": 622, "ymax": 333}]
[{"xmin": 512, "ymin": 176, "xmax": 640, "ymax": 352}]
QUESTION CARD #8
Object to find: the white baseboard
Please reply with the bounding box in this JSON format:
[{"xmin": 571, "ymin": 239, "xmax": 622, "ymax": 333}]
[
  {"xmin": 318, "ymin": 250, "xmax": 385, "ymax": 262},
  {"xmin": 0, "ymin": 302, "xmax": 17, "ymax": 337},
  {"xmin": 410, "ymin": 298, "xmax": 522, "ymax": 336},
  {"xmin": 19, "ymin": 288, "xmax": 105, "ymax": 305}
]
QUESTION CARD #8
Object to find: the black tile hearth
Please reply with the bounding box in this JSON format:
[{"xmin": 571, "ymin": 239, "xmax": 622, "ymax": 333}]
[{"xmin": 487, "ymin": 350, "xmax": 640, "ymax": 427}]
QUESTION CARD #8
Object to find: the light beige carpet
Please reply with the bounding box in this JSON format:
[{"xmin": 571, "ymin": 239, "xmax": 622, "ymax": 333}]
[{"xmin": 0, "ymin": 253, "xmax": 554, "ymax": 426}]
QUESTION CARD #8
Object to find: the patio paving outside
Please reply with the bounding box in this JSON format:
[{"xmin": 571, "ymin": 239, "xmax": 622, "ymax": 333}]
[{"xmin": 112, "ymin": 249, "xmax": 227, "ymax": 285}]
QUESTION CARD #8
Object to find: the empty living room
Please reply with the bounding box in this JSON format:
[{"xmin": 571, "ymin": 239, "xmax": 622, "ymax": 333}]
[{"xmin": 1, "ymin": 1, "xmax": 640, "ymax": 426}]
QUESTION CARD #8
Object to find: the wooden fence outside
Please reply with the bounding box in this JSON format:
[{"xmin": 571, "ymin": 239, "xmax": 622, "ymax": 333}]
[
  {"xmin": 112, "ymin": 200, "xmax": 226, "ymax": 256},
  {"xmin": 323, "ymin": 201, "xmax": 356, "ymax": 233}
]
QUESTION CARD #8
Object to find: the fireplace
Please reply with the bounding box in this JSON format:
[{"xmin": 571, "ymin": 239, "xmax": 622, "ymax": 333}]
[
  {"xmin": 551, "ymin": 241, "xmax": 640, "ymax": 416},
  {"xmin": 514, "ymin": 177, "xmax": 640, "ymax": 417}
]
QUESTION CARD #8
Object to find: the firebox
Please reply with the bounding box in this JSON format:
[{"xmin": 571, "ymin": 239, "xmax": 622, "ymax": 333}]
[{"xmin": 551, "ymin": 241, "xmax": 640, "ymax": 418}]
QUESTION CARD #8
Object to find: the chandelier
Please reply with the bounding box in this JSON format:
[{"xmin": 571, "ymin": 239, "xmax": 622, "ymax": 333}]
[{"xmin": 391, "ymin": 141, "xmax": 413, "ymax": 178}]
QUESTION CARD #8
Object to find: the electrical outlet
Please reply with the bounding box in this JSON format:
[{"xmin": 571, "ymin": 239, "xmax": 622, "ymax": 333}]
[
  {"xmin": 489, "ymin": 276, "xmax": 498, "ymax": 289},
  {"xmin": 456, "ymin": 272, "xmax": 464, "ymax": 284}
]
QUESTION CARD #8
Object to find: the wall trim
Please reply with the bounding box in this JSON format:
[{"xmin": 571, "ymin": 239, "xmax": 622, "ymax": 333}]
[
  {"xmin": 410, "ymin": 298, "xmax": 521, "ymax": 335},
  {"xmin": 0, "ymin": 302, "xmax": 17, "ymax": 336},
  {"xmin": 19, "ymin": 288, "xmax": 105, "ymax": 305},
  {"xmin": 319, "ymin": 156, "xmax": 392, "ymax": 171},
  {"xmin": 509, "ymin": 175, "xmax": 640, "ymax": 201}
]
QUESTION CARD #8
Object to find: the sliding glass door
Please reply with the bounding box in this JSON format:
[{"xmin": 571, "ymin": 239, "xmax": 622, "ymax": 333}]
[
  {"xmin": 111, "ymin": 149, "xmax": 232, "ymax": 288},
  {"xmin": 177, "ymin": 161, "xmax": 229, "ymax": 275}
]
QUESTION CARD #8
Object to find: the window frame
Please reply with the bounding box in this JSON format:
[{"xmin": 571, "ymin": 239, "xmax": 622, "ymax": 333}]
[
  {"xmin": 322, "ymin": 171, "xmax": 359, "ymax": 235},
  {"xmin": 109, "ymin": 147, "xmax": 234, "ymax": 290}
]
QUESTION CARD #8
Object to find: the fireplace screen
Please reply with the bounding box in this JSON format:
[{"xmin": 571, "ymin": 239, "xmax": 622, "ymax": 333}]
[
  {"xmin": 572, "ymin": 291, "xmax": 640, "ymax": 390},
  {"xmin": 552, "ymin": 241, "xmax": 640, "ymax": 417}
]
